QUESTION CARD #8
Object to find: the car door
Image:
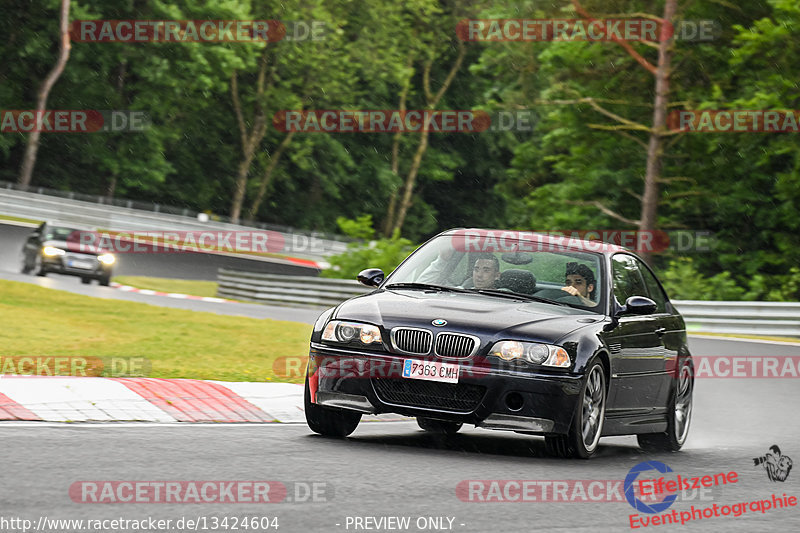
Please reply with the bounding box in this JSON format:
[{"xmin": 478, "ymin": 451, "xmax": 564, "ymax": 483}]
[
  {"xmin": 604, "ymin": 254, "xmax": 666, "ymax": 415},
  {"xmin": 638, "ymin": 260, "xmax": 683, "ymax": 407}
]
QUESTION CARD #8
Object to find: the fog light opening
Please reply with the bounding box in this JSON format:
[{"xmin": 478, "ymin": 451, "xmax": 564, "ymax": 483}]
[{"xmin": 505, "ymin": 392, "xmax": 524, "ymax": 412}]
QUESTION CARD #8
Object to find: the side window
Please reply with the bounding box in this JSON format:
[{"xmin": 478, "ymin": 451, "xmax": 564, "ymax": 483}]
[
  {"xmin": 611, "ymin": 254, "xmax": 647, "ymax": 305},
  {"xmin": 638, "ymin": 262, "xmax": 668, "ymax": 313}
]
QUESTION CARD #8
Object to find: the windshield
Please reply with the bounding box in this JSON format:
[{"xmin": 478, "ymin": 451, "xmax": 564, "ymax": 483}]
[
  {"xmin": 44, "ymin": 227, "xmax": 80, "ymax": 241},
  {"xmin": 386, "ymin": 234, "xmax": 605, "ymax": 313}
]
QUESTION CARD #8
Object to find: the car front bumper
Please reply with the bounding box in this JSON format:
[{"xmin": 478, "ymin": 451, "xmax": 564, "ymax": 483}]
[
  {"xmin": 308, "ymin": 343, "xmax": 584, "ymax": 436},
  {"xmin": 42, "ymin": 255, "xmax": 112, "ymax": 279}
]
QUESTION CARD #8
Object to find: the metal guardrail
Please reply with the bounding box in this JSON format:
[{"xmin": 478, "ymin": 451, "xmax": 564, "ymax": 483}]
[
  {"xmin": 216, "ymin": 271, "xmax": 800, "ymax": 337},
  {"xmin": 217, "ymin": 269, "xmax": 370, "ymax": 308},
  {"xmin": 0, "ymin": 184, "xmax": 350, "ymax": 261},
  {"xmin": 672, "ymin": 300, "xmax": 800, "ymax": 337}
]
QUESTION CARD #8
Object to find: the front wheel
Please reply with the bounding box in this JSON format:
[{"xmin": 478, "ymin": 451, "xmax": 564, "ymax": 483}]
[
  {"xmin": 304, "ymin": 375, "xmax": 361, "ymax": 437},
  {"xmin": 417, "ymin": 417, "xmax": 462, "ymax": 434},
  {"xmin": 638, "ymin": 358, "xmax": 693, "ymax": 452},
  {"xmin": 20, "ymin": 254, "xmax": 31, "ymax": 274},
  {"xmin": 34, "ymin": 255, "xmax": 47, "ymax": 276},
  {"xmin": 545, "ymin": 360, "xmax": 607, "ymax": 459},
  {"xmin": 99, "ymin": 275, "xmax": 111, "ymax": 287}
]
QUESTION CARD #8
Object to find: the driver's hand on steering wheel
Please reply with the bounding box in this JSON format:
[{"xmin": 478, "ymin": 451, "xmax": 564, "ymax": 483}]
[{"xmin": 560, "ymin": 285, "xmax": 580, "ymax": 297}]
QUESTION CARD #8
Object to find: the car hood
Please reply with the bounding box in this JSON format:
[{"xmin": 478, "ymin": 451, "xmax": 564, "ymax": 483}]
[
  {"xmin": 43, "ymin": 239, "xmax": 107, "ymax": 255},
  {"xmin": 334, "ymin": 288, "xmax": 605, "ymax": 344}
]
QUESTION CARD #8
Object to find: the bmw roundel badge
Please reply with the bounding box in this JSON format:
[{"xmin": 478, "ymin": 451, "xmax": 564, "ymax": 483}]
[{"xmin": 432, "ymin": 319, "xmax": 447, "ymax": 327}]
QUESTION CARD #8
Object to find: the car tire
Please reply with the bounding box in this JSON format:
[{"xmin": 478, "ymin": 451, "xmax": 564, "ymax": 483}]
[
  {"xmin": 417, "ymin": 417, "xmax": 462, "ymax": 434},
  {"xmin": 637, "ymin": 358, "xmax": 693, "ymax": 452},
  {"xmin": 304, "ymin": 374, "xmax": 361, "ymax": 438},
  {"xmin": 545, "ymin": 360, "xmax": 607, "ymax": 459},
  {"xmin": 34, "ymin": 255, "xmax": 47, "ymax": 277},
  {"xmin": 81, "ymin": 277, "xmax": 91, "ymax": 285},
  {"xmin": 20, "ymin": 254, "xmax": 31, "ymax": 274},
  {"xmin": 99, "ymin": 275, "xmax": 111, "ymax": 287}
]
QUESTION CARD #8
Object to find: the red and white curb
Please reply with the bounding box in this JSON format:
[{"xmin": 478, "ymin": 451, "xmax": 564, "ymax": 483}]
[
  {"xmin": 0, "ymin": 377, "xmax": 304, "ymax": 423},
  {"xmin": 0, "ymin": 377, "xmax": 406, "ymax": 424},
  {"xmin": 111, "ymin": 283, "xmax": 234, "ymax": 303}
]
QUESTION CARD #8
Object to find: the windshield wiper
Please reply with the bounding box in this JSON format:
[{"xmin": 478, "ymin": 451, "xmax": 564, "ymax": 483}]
[
  {"xmin": 384, "ymin": 282, "xmax": 470, "ymax": 293},
  {"xmin": 470, "ymin": 289, "xmax": 571, "ymax": 307}
]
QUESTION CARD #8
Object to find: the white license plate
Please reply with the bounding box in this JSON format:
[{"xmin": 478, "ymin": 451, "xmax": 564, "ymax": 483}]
[
  {"xmin": 402, "ymin": 359, "xmax": 459, "ymax": 384},
  {"xmin": 69, "ymin": 260, "xmax": 93, "ymax": 269}
]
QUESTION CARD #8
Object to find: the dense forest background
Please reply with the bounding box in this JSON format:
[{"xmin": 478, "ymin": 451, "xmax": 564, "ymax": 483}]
[{"xmin": 2, "ymin": 0, "xmax": 799, "ymax": 299}]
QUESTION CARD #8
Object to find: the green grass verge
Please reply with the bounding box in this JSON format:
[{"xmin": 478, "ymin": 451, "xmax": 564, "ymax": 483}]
[
  {"xmin": 113, "ymin": 275, "xmax": 219, "ymax": 298},
  {"xmin": 0, "ymin": 279, "xmax": 310, "ymax": 382},
  {"xmin": 0, "ymin": 214, "xmax": 42, "ymax": 225}
]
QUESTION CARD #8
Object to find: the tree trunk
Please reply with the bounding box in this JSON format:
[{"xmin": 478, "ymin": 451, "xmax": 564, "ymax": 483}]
[
  {"xmin": 389, "ymin": 42, "xmax": 465, "ymax": 235},
  {"xmin": 247, "ymin": 130, "xmax": 296, "ymax": 219},
  {"xmin": 229, "ymin": 50, "xmax": 272, "ymax": 224},
  {"xmin": 18, "ymin": 0, "xmax": 71, "ymax": 187},
  {"xmin": 106, "ymin": 174, "xmax": 117, "ymax": 199},
  {"xmin": 391, "ymin": 129, "xmax": 430, "ymax": 235},
  {"xmin": 382, "ymin": 54, "xmax": 414, "ymax": 237},
  {"xmin": 638, "ymin": 0, "xmax": 677, "ymax": 263}
]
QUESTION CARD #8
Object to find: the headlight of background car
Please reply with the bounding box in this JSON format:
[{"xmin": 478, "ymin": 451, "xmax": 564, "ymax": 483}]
[
  {"xmin": 322, "ymin": 321, "xmax": 383, "ymax": 346},
  {"xmin": 98, "ymin": 253, "xmax": 116, "ymax": 265},
  {"xmin": 488, "ymin": 341, "xmax": 571, "ymax": 368},
  {"xmin": 42, "ymin": 246, "xmax": 65, "ymax": 257}
]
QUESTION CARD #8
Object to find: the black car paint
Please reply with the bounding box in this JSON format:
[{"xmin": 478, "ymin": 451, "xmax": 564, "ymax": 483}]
[{"xmin": 308, "ymin": 238, "xmax": 691, "ymax": 440}]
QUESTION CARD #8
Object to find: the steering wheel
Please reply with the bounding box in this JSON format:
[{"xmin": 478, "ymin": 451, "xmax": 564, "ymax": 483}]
[
  {"xmin": 556, "ymin": 294, "xmax": 585, "ymax": 305},
  {"xmin": 534, "ymin": 288, "xmax": 585, "ymax": 305}
]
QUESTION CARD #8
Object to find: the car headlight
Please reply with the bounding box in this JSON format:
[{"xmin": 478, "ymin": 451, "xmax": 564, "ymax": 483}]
[
  {"xmin": 322, "ymin": 321, "xmax": 383, "ymax": 346},
  {"xmin": 42, "ymin": 246, "xmax": 65, "ymax": 257},
  {"xmin": 488, "ymin": 341, "xmax": 571, "ymax": 368},
  {"xmin": 98, "ymin": 253, "xmax": 115, "ymax": 265}
]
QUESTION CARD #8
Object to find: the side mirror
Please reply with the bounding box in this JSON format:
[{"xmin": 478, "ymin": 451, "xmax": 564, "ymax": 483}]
[
  {"xmin": 619, "ymin": 296, "xmax": 657, "ymax": 316},
  {"xmin": 357, "ymin": 268, "xmax": 384, "ymax": 288}
]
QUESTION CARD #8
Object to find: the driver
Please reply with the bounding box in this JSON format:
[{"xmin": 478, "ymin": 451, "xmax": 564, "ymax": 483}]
[
  {"xmin": 561, "ymin": 263, "xmax": 597, "ymax": 306},
  {"xmin": 471, "ymin": 255, "xmax": 501, "ymax": 289},
  {"xmin": 418, "ymin": 249, "xmax": 499, "ymax": 289}
]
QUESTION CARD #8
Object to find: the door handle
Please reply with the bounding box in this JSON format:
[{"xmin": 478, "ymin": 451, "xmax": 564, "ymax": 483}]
[{"xmin": 654, "ymin": 327, "xmax": 666, "ymax": 337}]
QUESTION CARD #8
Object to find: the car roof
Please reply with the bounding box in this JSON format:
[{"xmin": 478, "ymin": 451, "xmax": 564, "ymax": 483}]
[{"xmin": 439, "ymin": 228, "xmax": 630, "ymax": 256}]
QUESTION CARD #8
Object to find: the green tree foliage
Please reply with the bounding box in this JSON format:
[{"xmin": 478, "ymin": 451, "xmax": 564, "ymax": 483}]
[
  {"xmin": 1, "ymin": 0, "xmax": 798, "ymax": 300},
  {"xmin": 322, "ymin": 215, "xmax": 415, "ymax": 280}
]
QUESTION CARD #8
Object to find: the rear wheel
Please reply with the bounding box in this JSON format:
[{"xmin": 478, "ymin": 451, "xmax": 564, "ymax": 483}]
[
  {"xmin": 417, "ymin": 417, "xmax": 462, "ymax": 434},
  {"xmin": 638, "ymin": 358, "xmax": 693, "ymax": 452},
  {"xmin": 304, "ymin": 375, "xmax": 361, "ymax": 437},
  {"xmin": 545, "ymin": 360, "xmax": 606, "ymax": 459}
]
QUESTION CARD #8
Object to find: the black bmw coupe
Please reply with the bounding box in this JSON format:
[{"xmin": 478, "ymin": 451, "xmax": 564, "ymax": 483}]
[{"xmin": 305, "ymin": 229, "xmax": 693, "ymax": 458}]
